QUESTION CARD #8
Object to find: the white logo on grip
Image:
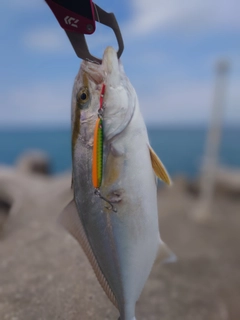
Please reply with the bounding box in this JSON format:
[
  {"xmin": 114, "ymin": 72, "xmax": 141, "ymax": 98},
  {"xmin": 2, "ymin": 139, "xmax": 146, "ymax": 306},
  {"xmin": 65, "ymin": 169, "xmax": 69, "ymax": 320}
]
[{"xmin": 64, "ymin": 16, "xmax": 79, "ymax": 28}]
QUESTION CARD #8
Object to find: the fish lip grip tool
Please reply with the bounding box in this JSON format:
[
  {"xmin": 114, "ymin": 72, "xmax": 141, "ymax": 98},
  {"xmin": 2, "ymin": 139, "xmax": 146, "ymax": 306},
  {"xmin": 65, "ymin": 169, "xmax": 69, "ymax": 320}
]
[{"xmin": 45, "ymin": 0, "xmax": 124, "ymax": 64}]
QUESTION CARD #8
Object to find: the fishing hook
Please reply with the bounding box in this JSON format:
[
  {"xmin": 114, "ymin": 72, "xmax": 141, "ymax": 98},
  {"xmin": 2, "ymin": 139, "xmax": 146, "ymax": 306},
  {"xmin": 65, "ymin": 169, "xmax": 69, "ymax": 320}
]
[{"xmin": 94, "ymin": 189, "xmax": 117, "ymax": 212}]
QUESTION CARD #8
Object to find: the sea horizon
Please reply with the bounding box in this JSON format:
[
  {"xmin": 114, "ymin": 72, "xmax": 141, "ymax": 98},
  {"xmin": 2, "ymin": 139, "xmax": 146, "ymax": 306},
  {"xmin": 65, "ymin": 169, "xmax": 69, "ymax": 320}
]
[{"xmin": 0, "ymin": 126, "xmax": 239, "ymax": 178}]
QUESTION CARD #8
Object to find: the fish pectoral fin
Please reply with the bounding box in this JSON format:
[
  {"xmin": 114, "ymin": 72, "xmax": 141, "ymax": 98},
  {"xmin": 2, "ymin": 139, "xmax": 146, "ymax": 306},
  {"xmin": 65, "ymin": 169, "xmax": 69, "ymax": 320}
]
[
  {"xmin": 157, "ymin": 241, "xmax": 177, "ymax": 264},
  {"xmin": 58, "ymin": 199, "xmax": 86, "ymax": 248},
  {"xmin": 148, "ymin": 145, "xmax": 171, "ymax": 185},
  {"xmin": 58, "ymin": 200, "xmax": 118, "ymax": 309}
]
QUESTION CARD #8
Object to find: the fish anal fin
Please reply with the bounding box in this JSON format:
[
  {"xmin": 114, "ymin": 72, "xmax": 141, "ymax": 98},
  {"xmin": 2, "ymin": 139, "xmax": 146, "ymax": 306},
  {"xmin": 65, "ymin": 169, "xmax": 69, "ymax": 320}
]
[
  {"xmin": 157, "ymin": 241, "xmax": 177, "ymax": 264},
  {"xmin": 58, "ymin": 200, "xmax": 118, "ymax": 309},
  {"xmin": 148, "ymin": 145, "xmax": 171, "ymax": 185}
]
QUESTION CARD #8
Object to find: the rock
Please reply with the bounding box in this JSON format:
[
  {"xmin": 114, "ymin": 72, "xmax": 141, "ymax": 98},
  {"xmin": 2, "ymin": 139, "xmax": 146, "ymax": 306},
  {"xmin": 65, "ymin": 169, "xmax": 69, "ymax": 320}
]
[
  {"xmin": 16, "ymin": 150, "xmax": 51, "ymax": 175},
  {"xmin": 215, "ymin": 167, "xmax": 240, "ymax": 197},
  {"xmin": 0, "ymin": 168, "xmax": 118, "ymax": 320},
  {"xmin": 179, "ymin": 167, "xmax": 240, "ymax": 199},
  {"xmin": 0, "ymin": 169, "xmax": 239, "ymax": 319},
  {"xmin": 0, "ymin": 198, "xmax": 10, "ymax": 232}
]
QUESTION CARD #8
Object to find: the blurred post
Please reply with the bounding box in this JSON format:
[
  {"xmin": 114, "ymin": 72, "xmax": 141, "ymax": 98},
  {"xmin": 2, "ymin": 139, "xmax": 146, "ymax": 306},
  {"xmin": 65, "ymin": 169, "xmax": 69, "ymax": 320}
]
[{"xmin": 194, "ymin": 60, "xmax": 229, "ymax": 221}]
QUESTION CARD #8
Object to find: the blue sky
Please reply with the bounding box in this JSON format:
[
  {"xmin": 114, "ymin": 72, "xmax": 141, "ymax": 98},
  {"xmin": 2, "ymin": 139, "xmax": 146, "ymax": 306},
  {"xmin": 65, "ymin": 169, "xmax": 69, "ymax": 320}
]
[{"xmin": 0, "ymin": 0, "xmax": 239, "ymax": 128}]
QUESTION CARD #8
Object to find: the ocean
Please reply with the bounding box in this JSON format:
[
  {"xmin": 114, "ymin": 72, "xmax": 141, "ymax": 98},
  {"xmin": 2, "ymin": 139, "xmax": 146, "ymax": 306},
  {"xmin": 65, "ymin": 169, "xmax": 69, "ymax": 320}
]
[{"xmin": 0, "ymin": 127, "xmax": 239, "ymax": 177}]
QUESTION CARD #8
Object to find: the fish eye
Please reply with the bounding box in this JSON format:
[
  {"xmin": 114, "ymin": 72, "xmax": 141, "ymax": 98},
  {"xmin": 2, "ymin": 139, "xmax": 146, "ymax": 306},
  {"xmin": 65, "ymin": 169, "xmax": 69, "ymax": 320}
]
[
  {"xmin": 81, "ymin": 92, "xmax": 87, "ymax": 100},
  {"xmin": 77, "ymin": 87, "xmax": 90, "ymax": 108}
]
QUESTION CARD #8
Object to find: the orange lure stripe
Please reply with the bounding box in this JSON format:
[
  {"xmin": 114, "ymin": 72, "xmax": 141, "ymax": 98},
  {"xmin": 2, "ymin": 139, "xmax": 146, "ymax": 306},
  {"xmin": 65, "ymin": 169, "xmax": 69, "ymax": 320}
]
[{"xmin": 92, "ymin": 118, "xmax": 103, "ymax": 188}]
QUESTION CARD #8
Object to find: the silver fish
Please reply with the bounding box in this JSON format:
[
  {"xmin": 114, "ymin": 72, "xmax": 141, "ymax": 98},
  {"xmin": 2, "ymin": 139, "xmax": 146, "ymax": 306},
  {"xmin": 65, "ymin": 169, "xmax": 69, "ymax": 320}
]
[{"xmin": 60, "ymin": 46, "xmax": 173, "ymax": 320}]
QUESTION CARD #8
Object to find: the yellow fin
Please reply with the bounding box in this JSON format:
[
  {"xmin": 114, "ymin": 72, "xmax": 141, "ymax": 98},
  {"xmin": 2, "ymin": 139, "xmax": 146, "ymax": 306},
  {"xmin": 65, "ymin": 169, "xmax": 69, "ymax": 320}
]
[
  {"xmin": 58, "ymin": 200, "xmax": 118, "ymax": 309},
  {"xmin": 149, "ymin": 145, "xmax": 171, "ymax": 185}
]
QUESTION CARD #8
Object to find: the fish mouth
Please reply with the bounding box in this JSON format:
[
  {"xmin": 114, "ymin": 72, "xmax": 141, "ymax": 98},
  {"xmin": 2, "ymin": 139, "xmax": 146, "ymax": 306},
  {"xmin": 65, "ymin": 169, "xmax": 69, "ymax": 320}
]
[
  {"xmin": 81, "ymin": 47, "xmax": 121, "ymax": 87},
  {"xmin": 102, "ymin": 47, "xmax": 121, "ymax": 87}
]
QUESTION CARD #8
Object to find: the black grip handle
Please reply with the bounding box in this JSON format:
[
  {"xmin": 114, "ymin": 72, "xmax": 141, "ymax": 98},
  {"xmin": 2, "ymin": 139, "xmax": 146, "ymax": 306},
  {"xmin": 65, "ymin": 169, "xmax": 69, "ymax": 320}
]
[{"xmin": 51, "ymin": 0, "xmax": 93, "ymax": 20}]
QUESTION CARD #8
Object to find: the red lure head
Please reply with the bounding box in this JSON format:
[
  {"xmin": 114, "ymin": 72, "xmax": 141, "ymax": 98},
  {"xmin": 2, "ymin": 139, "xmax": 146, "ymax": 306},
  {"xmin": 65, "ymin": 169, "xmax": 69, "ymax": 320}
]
[{"xmin": 99, "ymin": 84, "xmax": 106, "ymax": 110}]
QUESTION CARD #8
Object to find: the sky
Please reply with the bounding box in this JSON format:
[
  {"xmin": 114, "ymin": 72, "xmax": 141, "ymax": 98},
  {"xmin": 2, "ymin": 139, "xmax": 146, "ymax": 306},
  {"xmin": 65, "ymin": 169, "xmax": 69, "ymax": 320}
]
[{"xmin": 0, "ymin": 0, "xmax": 239, "ymax": 128}]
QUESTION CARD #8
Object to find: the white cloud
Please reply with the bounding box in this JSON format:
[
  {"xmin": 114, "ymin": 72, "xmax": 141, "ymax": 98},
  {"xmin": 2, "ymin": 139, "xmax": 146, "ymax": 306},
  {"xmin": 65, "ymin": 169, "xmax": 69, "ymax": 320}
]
[
  {"xmin": 1, "ymin": 76, "xmax": 239, "ymax": 127},
  {"xmin": 1, "ymin": 81, "xmax": 73, "ymax": 126},
  {"xmin": 23, "ymin": 27, "xmax": 72, "ymax": 53},
  {"xmin": 138, "ymin": 78, "xmax": 240, "ymax": 125},
  {"xmin": 22, "ymin": 23, "xmax": 115, "ymax": 56},
  {"xmin": 225, "ymin": 80, "xmax": 240, "ymax": 122},
  {"xmin": 139, "ymin": 81, "xmax": 211, "ymax": 124},
  {"xmin": 127, "ymin": 0, "xmax": 240, "ymax": 36}
]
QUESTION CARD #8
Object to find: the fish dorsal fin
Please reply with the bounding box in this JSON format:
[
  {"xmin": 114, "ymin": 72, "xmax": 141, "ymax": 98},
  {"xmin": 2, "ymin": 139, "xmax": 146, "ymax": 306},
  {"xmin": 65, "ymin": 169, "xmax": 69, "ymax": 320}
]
[
  {"xmin": 148, "ymin": 145, "xmax": 171, "ymax": 185},
  {"xmin": 58, "ymin": 200, "xmax": 118, "ymax": 309}
]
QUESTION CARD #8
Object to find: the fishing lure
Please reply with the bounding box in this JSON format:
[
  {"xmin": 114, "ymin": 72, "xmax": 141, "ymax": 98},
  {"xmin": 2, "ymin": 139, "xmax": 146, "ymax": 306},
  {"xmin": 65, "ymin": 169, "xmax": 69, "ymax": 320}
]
[
  {"xmin": 92, "ymin": 84, "xmax": 117, "ymax": 212},
  {"xmin": 92, "ymin": 117, "xmax": 103, "ymax": 188}
]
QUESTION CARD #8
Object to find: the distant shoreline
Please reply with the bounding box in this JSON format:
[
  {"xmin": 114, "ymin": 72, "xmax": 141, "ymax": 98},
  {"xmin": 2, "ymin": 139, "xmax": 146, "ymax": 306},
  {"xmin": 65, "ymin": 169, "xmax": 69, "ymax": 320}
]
[
  {"xmin": 0, "ymin": 127, "xmax": 239, "ymax": 177},
  {"xmin": 0, "ymin": 124, "xmax": 240, "ymax": 133}
]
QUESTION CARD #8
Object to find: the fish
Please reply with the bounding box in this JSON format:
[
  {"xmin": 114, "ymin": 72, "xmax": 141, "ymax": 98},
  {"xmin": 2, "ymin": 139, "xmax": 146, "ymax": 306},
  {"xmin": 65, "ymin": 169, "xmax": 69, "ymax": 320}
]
[{"xmin": 59, "ymin": 46, "xmax": 174, "ymax": 320}]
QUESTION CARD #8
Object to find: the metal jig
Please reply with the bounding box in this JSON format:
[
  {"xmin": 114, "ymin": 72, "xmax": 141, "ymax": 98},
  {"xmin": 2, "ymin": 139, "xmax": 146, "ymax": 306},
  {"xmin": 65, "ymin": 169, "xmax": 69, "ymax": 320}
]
[{"xmin": 92, "ymin": 84, "xmax": 117, "ymax": 213}]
